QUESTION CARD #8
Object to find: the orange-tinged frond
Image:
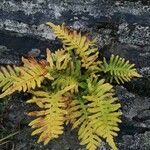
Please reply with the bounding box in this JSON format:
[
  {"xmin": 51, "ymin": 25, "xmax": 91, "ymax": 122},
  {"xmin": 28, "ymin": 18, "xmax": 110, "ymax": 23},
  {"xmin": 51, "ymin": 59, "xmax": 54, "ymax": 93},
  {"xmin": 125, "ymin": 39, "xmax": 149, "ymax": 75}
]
[
  {"xmin": 0, "ymin": 57, "xmax": 53, "ymax": 98},
  {"xmin": 27, "ymin": 86, "xmax": 75, "ymax": 145}
]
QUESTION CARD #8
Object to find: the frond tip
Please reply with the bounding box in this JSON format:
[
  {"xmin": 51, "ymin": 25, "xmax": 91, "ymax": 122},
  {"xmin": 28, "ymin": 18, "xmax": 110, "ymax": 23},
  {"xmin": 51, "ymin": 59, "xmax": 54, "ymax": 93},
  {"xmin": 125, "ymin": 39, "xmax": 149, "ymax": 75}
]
[
  {"xmin": 100, "ymin": 54, "xmax": 141, "ymax": 84},
  {"xmin": 46, "ymin": 22, "xmax": 100, "ymax": 70},
  {"xmin": 46, "ymin": 48, "xmax": 71, "ymax": 70},
  {"xmin": 46, "ymin": 22, "xmax": 92, "ymax": 54}
]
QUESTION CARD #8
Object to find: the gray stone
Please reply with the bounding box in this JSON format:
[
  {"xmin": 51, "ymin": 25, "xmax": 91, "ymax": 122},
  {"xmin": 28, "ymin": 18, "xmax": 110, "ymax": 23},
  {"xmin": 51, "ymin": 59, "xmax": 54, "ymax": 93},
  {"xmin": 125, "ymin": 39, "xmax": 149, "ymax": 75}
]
[{"xmin": 0, "ymin": 0, "xmax": 150, "ymax": 150}]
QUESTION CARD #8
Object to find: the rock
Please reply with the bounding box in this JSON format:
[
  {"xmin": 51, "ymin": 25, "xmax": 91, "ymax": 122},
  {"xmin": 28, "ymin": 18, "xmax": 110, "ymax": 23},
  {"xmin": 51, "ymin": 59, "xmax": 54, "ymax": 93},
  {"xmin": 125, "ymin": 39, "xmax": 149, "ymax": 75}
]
[
  {"xmin": 118, "ymin": 131, "xmax": 150, "ymax": 150},
  {"xmin": 116, "ymin": 86, "xmax": 150, "ymax": 129},
  {"xmin": 0, "ymin": 0, "xmax": 150, "ymax": 150}
]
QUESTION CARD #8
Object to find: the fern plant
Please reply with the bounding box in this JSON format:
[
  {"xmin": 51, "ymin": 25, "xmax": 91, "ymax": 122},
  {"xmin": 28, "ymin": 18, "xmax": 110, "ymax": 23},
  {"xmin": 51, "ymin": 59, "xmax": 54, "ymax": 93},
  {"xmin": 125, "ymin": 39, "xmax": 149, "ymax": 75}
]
[{"xmin": 0, "ymin": 22, "xmax": 141, "ymax": 150}]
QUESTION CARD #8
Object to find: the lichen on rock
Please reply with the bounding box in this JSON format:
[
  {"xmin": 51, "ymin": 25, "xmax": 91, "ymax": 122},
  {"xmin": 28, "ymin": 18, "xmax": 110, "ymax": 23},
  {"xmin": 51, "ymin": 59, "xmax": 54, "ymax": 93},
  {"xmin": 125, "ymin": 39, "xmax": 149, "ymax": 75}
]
[{"xmin": 0, "ymin": 0, "xmax": 150, "ymax": 150}]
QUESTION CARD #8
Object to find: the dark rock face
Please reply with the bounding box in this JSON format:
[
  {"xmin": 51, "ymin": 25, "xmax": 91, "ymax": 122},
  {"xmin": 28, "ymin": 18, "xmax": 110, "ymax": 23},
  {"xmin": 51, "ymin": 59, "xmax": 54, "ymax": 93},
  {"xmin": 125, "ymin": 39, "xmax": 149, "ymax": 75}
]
[{"xmin": 0, "ymin": 0, "xmax": 150, "ymax": 150}]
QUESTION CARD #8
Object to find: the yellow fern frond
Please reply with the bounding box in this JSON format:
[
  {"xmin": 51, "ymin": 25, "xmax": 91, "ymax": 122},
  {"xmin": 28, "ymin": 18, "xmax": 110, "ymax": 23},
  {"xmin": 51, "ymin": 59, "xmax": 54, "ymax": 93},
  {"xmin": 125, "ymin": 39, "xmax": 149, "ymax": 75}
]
[
  {"xmin": 46, "ymin": 22, "xmax": 91, "ymax": 53},
  {"xmin": 84, "ymin": 78, "xmax": 122, "ymax": 150},
  {"xmin": 67, "ymin": 99, "xmax": 86, "ymax": 128},
  {"xmin": 67, "ymin": 98, "xmax": 102, "ymax": 150},
  {"xmin": 67, "ymin": 78, "xmax": 121, "ymax": 150},
  {"xmin": 79, "ymin": 121, "xmax": 102, "ymax": 150},
  {"xmin": 46, "ymin": 22, "xmax": 100, "ymax": 70},
  {"xmin": 46, "ymin": 48, "xmax": 81, "ymax": 93},
  {"xmin": 0, "ymin": 65, "xmax": 19, "ymax": 93},
  {"xmin": 46, "ymin": 48, "xmax": 71, "ymax": 71},
  {"xmin": 27, "ymin": 85, "xmax": 75, "ymax": 145},
  {"xmin": 100, "ymin": 54, "xmax": 141, "ymax": 84},
  {"xmin": 0, "ymin": 58, "xmax": 53, "ymax": 98}
]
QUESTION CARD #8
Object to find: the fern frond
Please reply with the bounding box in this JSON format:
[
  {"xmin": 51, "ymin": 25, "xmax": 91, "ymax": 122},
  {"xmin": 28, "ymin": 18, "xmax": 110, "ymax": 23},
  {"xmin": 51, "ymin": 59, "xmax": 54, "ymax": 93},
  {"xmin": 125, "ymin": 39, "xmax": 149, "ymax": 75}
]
[
  {"xmin": 0, "ymin": 58, "xmax": 53, "ymax": 98},
  {"xmin": 46, "ymin": 22, "xmax": 100, "ymax": 70},
  {"xmin": 79, "ymin": 122, "xmax": 102, "ymax": 150},
  {"xmin": 52, "ymin": 74, "xmax": 79, "ymax": 93},
  {"xmin": 46, "ymin": 22, "xmax": 91, "ymax": 53},
  {"xmin": 0, "ymin": 65, "xmax": 19, "ymax": 92},
  {"xmin": 52, "ymin": 60, "xmax": 81, "ymax": 93},
  {"xmin": 27, "ymin": 85, "xmax": 75, "ymax": 145},
  {"xmin": 84, "ymin": 78, "xmax": 122, "ymax": 150},
  {"xmin": 46, "ymin": 48, "xmax": 82, "ymax": 93},
  {"xmin": 67, "ymin": 78, "xmax": 121, "ymax": 150},
  {"xmin": 67, "ymin": 97, "xmax": 102, "ymax": 150},
  {"xmin": 100, "ymin": 54, "xmax": 141, "ymax": 84},
  {"xmin": 46, "ymin": 48, "xmax": 71, "ymax": 71}
]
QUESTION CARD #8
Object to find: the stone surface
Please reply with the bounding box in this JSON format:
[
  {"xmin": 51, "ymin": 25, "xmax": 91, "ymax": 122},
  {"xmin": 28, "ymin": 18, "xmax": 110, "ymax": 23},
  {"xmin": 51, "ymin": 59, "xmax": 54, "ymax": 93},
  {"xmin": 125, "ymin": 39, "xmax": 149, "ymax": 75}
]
[{"xmin": 0, "ymin": 0, "xmax": 150, "ymax": 150}]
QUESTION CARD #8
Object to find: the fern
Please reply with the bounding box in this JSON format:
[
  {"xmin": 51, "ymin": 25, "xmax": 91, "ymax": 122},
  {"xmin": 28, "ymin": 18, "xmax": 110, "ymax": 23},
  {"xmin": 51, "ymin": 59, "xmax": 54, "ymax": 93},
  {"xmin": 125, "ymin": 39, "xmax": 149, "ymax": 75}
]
[
  {"xmin": 27, "ymin": 85, "xmax": 74, "ymax": 145},
  {"xmin": 100, "ymin": 54, "xmax": 141, "ymax": 84},
  {"xmin": 46, "ymin": 48, "xmax": 71, "ymax": 71},
  {"xmin": 0, "ymin": 57, "xmax": 53, "ymax": 98},
  {"xmin": 67, "ymin": 98, "xmax": 102, "ymax": 150},
  {"xmin": 46, "ymin": 48, "xmax": 80, "ymax": 93},
  {"xmin": 46, "ymin": 22, "xmax": 91, "ymax": 54},
  {"xmin": 0, "ymin": 65, "xmax": 19, "ymax": 92},
  {"xmin": 0, "ymin": 22, "xmax": 141, "ymax": 150},
  {"xmin": 46, "ymin": 22, "xmax": 101, "ymax": 70},
  {"xmin": 84, "ymin": 78, "xmax": 122, "ymax": 150},
  {"xmin": 67, "ymin": 78, "xmax": 121, "ymax": 150}
]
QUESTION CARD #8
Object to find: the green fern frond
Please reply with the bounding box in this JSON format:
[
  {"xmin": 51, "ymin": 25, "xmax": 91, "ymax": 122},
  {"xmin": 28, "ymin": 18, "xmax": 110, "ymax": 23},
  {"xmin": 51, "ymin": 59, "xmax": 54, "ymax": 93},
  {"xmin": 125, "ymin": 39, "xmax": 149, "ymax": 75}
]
[
  {"xmin": 67, "ymin": 97, "xmax": 102, "ymax": 150},
  {"xmin": 67, "ymin": 78, "xmax": 121, "ymax": 150},
  {"xmin": 0, "ymin": 58, "xmax": 53, "ymax": 98},
  {"xmin": 52, "ymin": 60, "xmax": 81, "ymax": 93},
  {"xmin": 100, "ymin": 54, "xmax": 141, "ymax": 84},
  {"xmin": 46, "ymin": 48, "xmax": 82, "ymax": 93},
  {"xmin": 27, "ymin": 85, "xmax": 75, "ymax": 145},
  {"xmin": 52, "ymin": 74, "xmax": 79, "ymax": 93}
]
